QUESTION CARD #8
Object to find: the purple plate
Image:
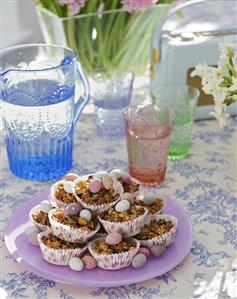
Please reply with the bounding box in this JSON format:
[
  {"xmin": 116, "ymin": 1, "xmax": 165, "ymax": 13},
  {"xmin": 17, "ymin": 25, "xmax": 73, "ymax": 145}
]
[{"xmin": 4, "ymin": 190, "xmax": 193, "ymax": 287}]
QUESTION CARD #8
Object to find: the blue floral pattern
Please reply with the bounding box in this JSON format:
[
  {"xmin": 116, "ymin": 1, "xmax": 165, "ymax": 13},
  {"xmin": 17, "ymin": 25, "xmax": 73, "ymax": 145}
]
[{"xmin": 1, "ymin": 115, "xmax": 236, "ymax": 298}]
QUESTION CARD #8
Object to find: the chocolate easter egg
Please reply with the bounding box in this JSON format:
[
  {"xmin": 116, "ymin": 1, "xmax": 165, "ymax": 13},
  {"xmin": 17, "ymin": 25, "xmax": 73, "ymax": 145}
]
[
  {"xmin": 65, "ymin": 173, "xmax": 79, "ymax": 181},
  {"xmin": 81, "ymin": 255, "xmax": 97, "ymax": 269},
  {"xmin": 89, "ymin": 179, "xmax": 102, "ymax": 193},
  {"xmin": 109, "ymin": 169, "xmax": 123, "ymax": 179},
  {"xmin": 102, "ymin": 174, "xmax": 113, "ymax": 190},
  {"xmin": 121, "ymin": 192, "xmax": 134, "ymax": 204},
  {"xmin": 80, "ymin": 209, "xmax": 92, "ymax": 222},
  {"xmin": 93, "ymin": 171, "xmax": 108, "ymax": 179},
  {"xmin": 132, "ymin": 253, "xmax": 147, "ymax": 268},
  {"xmin": 63, "ymin": 181, "xmax": 75, "ymax": 194},
  {"xmin": 39, "ymin": 200, "xmax": 53, "ymax": 213},
  {"xmin": 150, "ymin": 245, "xmax": 166, "ymax": 258},
  {"xmin": 69, "ymin": 257, "xmax": 84, "ymax": 271},
  {"xmin": 143, "ymin": 192, "xmax": 156, "ymax": 205},
  {"xmin": 113, "ymin": 180, "xmax": 124, "ymax": 195},
  {"xmin": 138, "ymin": 247, "xmax": 150, "ymax": 258},
  {"xmin": 105, "ymin": 232, "xmax": 122, "ymax": 245},
  {"xmin": 115, "ymin": 199, "xmax": 130, "ymax": 213},
  {"xmin": 65, "ymin": 203, "xmax": 82, "ymax": 216},
  {"xmin": 121, "ymin": 172, "xmax": 132, "ymax": 184}
]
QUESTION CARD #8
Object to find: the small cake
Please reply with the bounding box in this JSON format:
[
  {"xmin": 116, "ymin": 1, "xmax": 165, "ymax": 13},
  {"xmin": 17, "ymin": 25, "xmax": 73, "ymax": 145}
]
[
  {"xmin": 48, "ymin": 208, "xmax": 100, "ymax": 243},
  {"xmin": 74, "ymin": 173, "xmax": 123, "ymax": 213},
  {"xmin": 88, "ymin": 236, "xmax": 140, "ymax": 269},
  {"xmin": 135, "ymin": 215, "xmax": 178, "ymax": 248},
  {"xmin": 29, "ymin": 201, "xmax": 54, "ymax": 230},
  {"xmin": 135, "ymin": 192, "xmax": 166, "ymax": 220},
  {"xmin": 51, "ymin": 180, "xmax": 78, "ymax": 208},
  {"xmin": 38, "ymin": 231, "xmax": 87, "ymax": 265},
  {"xmin": 99, "ymin": 203, "xmax": 148, "ymax": 237}
]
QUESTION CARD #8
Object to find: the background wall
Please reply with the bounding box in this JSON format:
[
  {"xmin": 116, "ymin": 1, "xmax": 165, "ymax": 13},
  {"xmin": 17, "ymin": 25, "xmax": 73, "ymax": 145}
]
[{"xmin": 0, "ymin": 0, "xmax": 43, "ymax": 49}]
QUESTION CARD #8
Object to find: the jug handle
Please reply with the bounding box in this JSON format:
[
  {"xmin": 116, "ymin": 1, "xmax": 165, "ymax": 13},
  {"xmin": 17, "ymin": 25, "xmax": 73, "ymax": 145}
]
[{"xmin": 73, "ymin": 61, "xmax": 90, "ymax": 126}]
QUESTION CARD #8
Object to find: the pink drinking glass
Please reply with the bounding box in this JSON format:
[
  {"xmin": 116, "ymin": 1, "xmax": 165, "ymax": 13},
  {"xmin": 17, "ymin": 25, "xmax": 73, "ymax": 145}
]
[{"xmin": 123, "ymin": 104, "xmax": 174, "ymax": 186}]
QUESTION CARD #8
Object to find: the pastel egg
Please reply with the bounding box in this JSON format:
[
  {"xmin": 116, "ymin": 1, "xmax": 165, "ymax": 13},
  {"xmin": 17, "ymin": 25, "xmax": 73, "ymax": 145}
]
[
  {"xmin": 121, "ymin": 192, "xmax": 134, "ymax": 204},
  {"xmin": 39, "ymin": 200, "xmax": 53, "ymax": 213},
  {"xmin": 105, "ymin": 232, "xmax": 122, "ymax": 245},
  {"xmin": 143, "ymin": 192, "xmax": 156, "ymax": 205},
  {"xmin": 80, "ymin": 209, "xmax": 92, "ymax": 222},
  {"xmin": 65, "ymin": 173, "xmax": 79, "ymax": 181},
  {"xmin": 121, "ymin": 172, "xmax": 132, "ymax": 184},
  {"xmin": 132, "ymin": 253, "xmax": 147, "ymax": 268},
  {"xmin": 113, "ymin": 180, "xmax": 124, "ymax": 195},
  {"xmin": 81, "ymin": 255, "xmax": 97, "ymax": 269},
  {"xmin": 138, "ymin": 247, "xmax": 150, "ymax": 258},
  {"xmin": 109, "ymin": 169, "xmax": 123, "ymax": 179},
  {"xmin": 102, "ymin": 174, "xmax": 113, "ymax": 190},
  {"xmin": 65, "ymin": 203, "xmax": 83, "ymax": 216},
  {"xmin": 115, "ymin": 199, "xmax": 130, "ymax": 213},
  {"xmin": 63, "ymin": 181, "xmax": 75, "ymax": 194},
  {"xmin": 27, "ymin": 231, "xmax": 39, "ymax": 246},
  {"xmin": 93, "ymin": 171, "xmax": 108, "ymax": 179},
  {"xmin": 89, "ymin": 179, "xmax": 102, "ymax": 193},
  {"xmin": 136, "ymin": 192, "xmax": 145, "ymax": 203},
  {"xmin": 150, "ymin": 245, "xmax": 166, "ymax": 258},
  {"xmin": 69, "ymin": 257, "xmax": 84, "ymax": 271}
]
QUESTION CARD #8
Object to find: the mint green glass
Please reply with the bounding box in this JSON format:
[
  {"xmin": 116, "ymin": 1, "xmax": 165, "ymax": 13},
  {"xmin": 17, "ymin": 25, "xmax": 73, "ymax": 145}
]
[{"xmin": 151, "ymin": 84, "xmax": 199, "ymax": 159}]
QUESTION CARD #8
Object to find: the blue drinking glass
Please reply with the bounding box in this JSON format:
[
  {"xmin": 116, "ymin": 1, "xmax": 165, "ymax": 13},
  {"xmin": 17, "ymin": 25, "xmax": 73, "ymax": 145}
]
[{"xmin": 0, "ymin": 44, "xmax": 90, "ymax": 181}]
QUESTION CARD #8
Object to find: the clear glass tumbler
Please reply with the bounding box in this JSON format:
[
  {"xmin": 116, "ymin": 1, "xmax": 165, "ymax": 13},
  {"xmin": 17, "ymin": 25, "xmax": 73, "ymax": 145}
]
[
  {"xmin": 123, "ymin": 104, "xmax": 174, "ymax": 186},
  {"xmin": 151, "ymin": 84, "xmax": 199, "ymax": 159},
  {"xmin": 90, "ymin": 71, "xmax": 134, "ymax": 139},
  {"xmin": 0, "ymin": 44, "xmax": 89, "ymax": 181}
]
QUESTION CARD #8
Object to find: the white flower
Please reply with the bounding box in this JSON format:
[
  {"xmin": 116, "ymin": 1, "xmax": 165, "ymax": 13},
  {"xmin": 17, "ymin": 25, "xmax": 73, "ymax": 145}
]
[
  {"xmin": 229, "ymin": 77, "xmax": 237, "ymax": 92},
  {"xmin": 191, "ymin": 62, "xmax": 209, "ymax": 77},
  {"xmin": 209, "ymin": 103, "xmax": 230, "ymax": 128}
]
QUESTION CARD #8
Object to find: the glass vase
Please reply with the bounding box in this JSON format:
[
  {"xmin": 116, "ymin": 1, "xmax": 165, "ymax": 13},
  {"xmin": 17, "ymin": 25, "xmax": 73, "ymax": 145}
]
[{"xmin": 36, "ymin": 5, "xmax": 171, "ymax": 78}]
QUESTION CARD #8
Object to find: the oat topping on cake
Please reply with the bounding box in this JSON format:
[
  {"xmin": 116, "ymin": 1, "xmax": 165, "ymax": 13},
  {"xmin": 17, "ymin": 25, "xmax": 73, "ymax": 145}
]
[
  {"xmin": 119, "ymin": 179, "xmax": 139, "ymax": 193},
  {"xmin": 93, "ymin": 239, "xmax": 136, "ymax": 255},
  {"xmin": 75, "ymin": 176, "xmax": 119, "ymax": 205},
  {"xmin": 41, "ymin": 233, "xmax": 81, "ymax": 249},
  {"xmin": 52, "ymin": 209, "xmax": 97, "ymax": 231},
  {"xmin": 102, "ymin": 206, "xmax": 145, "ymax": 222},
  {"xmin": 32, "ymin": 211, "xmax": 50, "ymax": 227},
  {"xmin": 136, "ymin": 198, "xmax": 164, "ymax": 214},
  {"xmin": 54, "ymin": 183, "xmax": 77, "ymax": 204},
  {"xmin": 135, "ymin": 219, "xmax": 174, "ymax": 240}
]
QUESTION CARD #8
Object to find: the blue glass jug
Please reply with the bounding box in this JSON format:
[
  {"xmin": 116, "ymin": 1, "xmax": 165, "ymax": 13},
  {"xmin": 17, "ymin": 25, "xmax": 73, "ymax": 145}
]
[{"xmin": 0, "ymin": 44, "xmax": 90, "ymax": 181}]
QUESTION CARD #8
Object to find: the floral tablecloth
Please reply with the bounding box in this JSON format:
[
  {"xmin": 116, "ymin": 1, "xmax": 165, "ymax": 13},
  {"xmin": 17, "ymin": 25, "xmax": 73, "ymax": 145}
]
[{"xmin": 0, "ymin": 115, "xmax": 237, "ymax": 299}]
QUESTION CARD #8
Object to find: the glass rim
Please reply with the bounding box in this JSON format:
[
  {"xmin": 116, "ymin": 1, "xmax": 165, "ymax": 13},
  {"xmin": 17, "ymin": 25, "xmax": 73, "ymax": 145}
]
[
  {"xmin": 150, "ymin": 83, "xmax": 200, "ymax": 99},
  {"xmin": 0, "ymin": 43, "xmax": 77, "ymax": 76},
  {"xmin": 123, "ymin": 104, "xmax": 175, "ymax": 123}
]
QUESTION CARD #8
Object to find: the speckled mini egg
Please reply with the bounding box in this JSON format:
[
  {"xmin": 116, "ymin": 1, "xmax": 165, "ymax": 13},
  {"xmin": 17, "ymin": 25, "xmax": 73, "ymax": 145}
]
[
  {"xmin": 69, "ymin": 257, "xmax": 84, "ymax": 271},
  {"xmin": 136, "ymin": 192, "xmax": 145, "ymax": 203},
  {"xmin": 109, "ymin": 169, "xmax": 123, "ymax": 179},
  {"xmin": 39, "ymin": 200, "xmax": 53, "ymax": 213},
  {"xmin": 25, "ymin": 225, "xmax": 40, "ymax": 236},
  {"xmin": 121, "ymin": 172, "xmax": 132, "ymax": 184},
  {"xmin": 132, "ymin": 253, "xmax": 147, "ymax": 268},
  {"xmin": 150, "ymin": 245, "xmax": 166, "ymax": 258},
  {"xmin": 80, "ymin": 209, "xmax": 92, "ymax": 222},
  {"xmin": 121, "ymin": 193, "xmax": 134, "ymax": 204},
  {"xmin": 112, "ymin": 180, "xmax": 124, "ymax": 195},
  {"xmin": 81, "ymin": 255, "xmax": 97, "ymax": 269},
  {"xmin": 89, "ymin": 179, "xmax": 102, "ymax": 193},
  {"xmin": 143, "ymin": 192, "xmax": 156, "ymax": 205},
  {"xmin": 63, "ymin": 180, "xmax": 75, "ymax": 194},
  {"xmin": 65, "ymin": 202, "xmax": 83, "ymax": 216},
  {"xmin": 105, "ymin": 232, "xmax": 122, "ymax": 245},
  {"xmin": 93, "ymin": 171, "xmax": 108, "ymax": 179},
  {"xmin": 115, "ymin": 199, "xmax": 130, "ymax": 213},
  {"xmin": 138, "ymin": 247, "xmax": 150, "ymax": 258},
  {"xmin": 102, "ymin": 174, "xmax": 113, "ymax": 190},
  {"xmin": 64, "ymin": 173, "xmax": 79, "ymax": 181}
]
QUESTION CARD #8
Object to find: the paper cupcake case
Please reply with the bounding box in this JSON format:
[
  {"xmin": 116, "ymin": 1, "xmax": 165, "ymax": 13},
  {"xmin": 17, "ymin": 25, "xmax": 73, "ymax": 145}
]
[
  {"xmin": 38, "ymin": 230, "xmax": 87, "ymax": 265},
  {"xmin": 137, "ymin": 214, "xmax": 178, "ymax": 248},
  {"xmin": 98, "ymin": 207, "xmax": 148, "ymax": 237},
  {"xmin": 88, "ymin": 236, "xmax": 140, "ymax": 270},
  {"xmin": 48, "ymin": 208, "xmax": 100, "ymax": 243},
  {"xmin": 29, "ymin": 205, "xmax": 50, "ymax": 231},
  {"xmin": 74, "ymin": 177, "xmax": 124, "ymax": 214}
]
